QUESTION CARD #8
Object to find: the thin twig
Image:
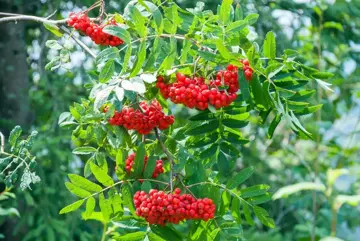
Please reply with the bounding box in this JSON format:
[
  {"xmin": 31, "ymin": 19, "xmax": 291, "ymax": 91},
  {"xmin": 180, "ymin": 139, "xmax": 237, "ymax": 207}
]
[
  {"xmin": 0, "ymin": 14, "xmax": 68, "ymax": 24},
  {"xmin": 186, "ymin": 182, "xmax": 252, "ymax": 207},
  {"xmin": 60, "ymin": 26, "xmax": 96, "ymax": 59},
  {"xmin": 98, "ymin": 0, "xmax": 105, "ymax": 22},
  {"xmin": 0, "ymin": 132, "xmax": 4, "ymax": 153},
  {"xmin": 154, "ymin": 128, "xmax": 174, "ymax": 192}
]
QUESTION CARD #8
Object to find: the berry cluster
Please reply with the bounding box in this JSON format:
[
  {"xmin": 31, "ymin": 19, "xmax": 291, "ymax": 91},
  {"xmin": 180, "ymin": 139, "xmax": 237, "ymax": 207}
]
[
  {"xmin": 134, "ymin": 188, "xmax": 216, "ymax": 225},
  {"xmin": 125, "ymin": 153, "xmax": 164, "ymax": 178},
  {"xmin": 240, "ymin": 59, "xmax": 254, "ymax": 80},
  {"xmin": 67, "ymin": 13, "xmax": 124, "ymax": 46},
  {"xmin": 156, "ymin": 67, "xmax": 239, "ymax": 110},
  {"xmin": 108, "ymin": 100, "xmax": 174, "ymax": 134}
]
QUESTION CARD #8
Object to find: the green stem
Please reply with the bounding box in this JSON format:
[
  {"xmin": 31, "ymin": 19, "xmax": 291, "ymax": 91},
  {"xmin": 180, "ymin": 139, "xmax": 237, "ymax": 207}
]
[
  {"xmin": 154, "ymin": 128, "xmax": 175, "ymax": 192},
  {"xmin": 101, "ymin": 223, "xmax": 108, "ymax": 241},
  {"xmin": 331, "ymin": 207, "xmax": 337, "ymax": 236},
  {"xmin": 311, "ymin": 8, "xmax": 323, "ymax": 241},
  {"xmin": 186, "ymin": 182, "xmax": 252, "ymax": 207}
]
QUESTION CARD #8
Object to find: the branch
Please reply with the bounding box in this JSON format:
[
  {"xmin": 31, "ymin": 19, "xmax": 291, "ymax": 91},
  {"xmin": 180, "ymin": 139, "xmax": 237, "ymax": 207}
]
[
  {"xmin": 0, "ymin": 132, "xmax": 4, "ymax": 153},
  {"xmin": 154, "ymin": 128, "xmax": 175, "ymax": 192},
  {"xmin": 0, "ymin": 12, "xmax": 97, "ymax": 25},
  {"xmin": 60, "ymin": 26, "xmax": 96, "ymax": 59},
  {"xmin": 0, "ymin": 13, "xmax": 68, "ymax": 25}
]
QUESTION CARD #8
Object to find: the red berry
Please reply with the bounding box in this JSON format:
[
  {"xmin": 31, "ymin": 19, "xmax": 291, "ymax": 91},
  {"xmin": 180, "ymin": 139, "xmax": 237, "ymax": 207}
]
[
  {"xmin": 67, "ymin": 13, "xmax": 124, "ymax": 46},
  {"xmin": 133, "ymin": 189, "xmax": 216, "ymax": 225}
]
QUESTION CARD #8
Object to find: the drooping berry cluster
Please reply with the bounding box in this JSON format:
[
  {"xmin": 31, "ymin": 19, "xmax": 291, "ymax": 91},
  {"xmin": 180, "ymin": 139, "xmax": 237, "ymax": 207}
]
[
  {"xmin": 240, "ymin": 59, "xmax": 253, "ymax": 80},
  {"xmin": 156, "ymin": 67, "xmax": 239, "ymax": 110},
  {"xmin": 134, "ymin": 188, "xmax": 216, "ymax": 225},
  {"xmin": 67, "ymin": 13, "xmax": 124, "ymax": 46},
  {"xmin": 125, "ymin": 153, "xmax": 164, "ymax": 178},
  {"xmin": 108, "ymin": 100, "xmax": 174, "ymax": 134}
]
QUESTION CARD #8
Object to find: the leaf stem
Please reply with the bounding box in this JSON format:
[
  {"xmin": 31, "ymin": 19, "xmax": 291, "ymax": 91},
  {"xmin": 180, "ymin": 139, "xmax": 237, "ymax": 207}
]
[
  {"xmin": 186, "ymin": 181, "xmax": 252, "ymax": 207},
  {"xmin": 154, "ymin": 128, "xmax": 174, "ymax": 192},
  {"xmin": 59, "ymin": 26, "xmax": 96, "ymax": 59},
  {"xmin": 0, "ymin": 151, "xmax": 30, "ymax": 174},
  {"xmin": 101, "ymin": 223, "xmax": 108, "ymax": 241}
]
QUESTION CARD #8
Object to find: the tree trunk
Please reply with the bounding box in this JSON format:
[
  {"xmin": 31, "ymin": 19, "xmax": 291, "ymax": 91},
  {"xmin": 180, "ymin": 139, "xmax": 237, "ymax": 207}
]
[{"xmin": 0, "ymin": 0, "xmax": 30, "ymax": 135}]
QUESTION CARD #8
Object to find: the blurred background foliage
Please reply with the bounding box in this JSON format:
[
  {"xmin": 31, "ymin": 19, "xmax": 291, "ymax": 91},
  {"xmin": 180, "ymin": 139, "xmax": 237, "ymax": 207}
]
[{"xmin": 0, "ymin": 0, "xmax": 359, "ymax": 240}]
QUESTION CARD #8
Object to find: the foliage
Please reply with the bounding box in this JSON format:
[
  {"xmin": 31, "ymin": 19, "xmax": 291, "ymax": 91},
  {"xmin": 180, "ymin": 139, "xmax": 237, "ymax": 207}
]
[
  {"xmin": 0, "ymin": 0, "xmax": 359, "ymax": 241},
  {"xmin": 42, "ymin": 0, "xmax": 330, "ymax": 240},
  {"xmin": 0, "ymin": 126, "xmax": 40, "ymax": 191}
]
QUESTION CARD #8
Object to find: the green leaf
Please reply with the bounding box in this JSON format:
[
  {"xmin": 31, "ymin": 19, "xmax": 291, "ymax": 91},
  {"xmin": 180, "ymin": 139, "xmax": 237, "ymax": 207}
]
[
  {"xmin": 334, "ymin": 195, "xmax": 360, "ymax": 209},
  {"xmin": 268, "ymin": 114, "xmax": 282, "ymax": 138},
  {"xmin": 96, "ymin": 47, "xmax": 120, "ymax": 63},
  {"xmin": 253, "ymin": 206, "xmax": 275, "ymax": 228},
  {"xmin": 131, "ymin": 6, "xmax": 147, "ymax": 37},
  {"xmin": 72, "ymin": 146, "xmax": 97, "ymax": 155},
  {"xmin": 234, "ymin": 3, "xmax": 243, "ymax": 21},
  {"xmin": 238, "ymin": 71, "xmax": 250, "ymax": 101},
  {"xmin": 294, "ymin": 104, "xmax": 322, "ymax": 115},
  {"xmin": 290, "ymin": 90, "xmax": 315, "ymax": 101},
  {"xmin": 43, "ymin": 23, "xmax": 63, "ymax": 37},
  {"xmin": 185, "ymin": 120, "xmax": 219, "ymax": 135},
  {"xmin": 122, "ymin": 183, "xmax": 136, "ymax": 215},
  {"xmin": 159, "ymin": 37, "xmax": 177, "ymax": 71},
  {"xmin": 90, "ymin": 162, "xmax": 114, "ymax": 187},
  {"xmin": 140, "ymin": 1, "xmax": 163, "ymax": 32},
  {"xmin": 9, "ymin": 125, "xmax": 22, "ymax": 147},
  {"xmin": 102, "ymin": 25, "xmax": 131, "ymax": 44},
  {"xmin": 99, "ymin": 60, "xmax": 115, "ymax": 83},
  {"xmin": 121, "ymin": 45, "xmax": 132, "ymax": 74},
  {"xmin": 83, "ymin": 197, "xmax": 96, "ymax": 220},
  {"xmin": 46, "ymin": 40, "xmax": 62, "ymax": 50},
  {"xmin": 263, "ymin": 31, "xmax": 276, "ymax": 59},
  {"xmin": 144, "ymin": 157, "xmax": 156, "ymax": 178},
  {"xmin": 148, "ymin": 232, "xmax": 166, "ymax": 241},
  {"xmin": 94, "ymin": 86, "xmax": 114, "ymax": 111},
  {"xmin": 115, "ymin": 231, "xmax": 147, "ymax": 241},
  {"xmin": 222, "ymin": 119, "xmax": 248, "ymax": 129},
  {"xmin": 141, "ymin": 181, "xmax": 152, "ymax": 192},
  {"xmin": 59, "ymin": 200, "xmax": 84, "ymax": 214},
  {"xmin": 198, "ymin": 50, "xmax": 223, "ymax": 63},
  {"xmin": 273, "ymin": 182, "xmax": 326, "ymax": 200},
  {"xmin": 244, "ymin": 13, "xmax": 259, "ymax": 25},
  {"xmin": 68, "ymin": 174, "xmax": 102, "ymax": 193},
  {"xmin": 239, "ymin": 184, "xmax": 270, "ymax": 198},
  {"xmin": 246, "ymin": 45, "xmax": 255, "ymax": 65},
  {"xmin": 65, "ymin": 182, "xmax": 91, "ymax": 198},
  {"xmin": 180, "ymin": 39, "xmax": 192, "ymax": 64},
  {"xmin": 111, "ymin": 194, "xmax": 123, "ymax": 216},
  {"xmin": 99, "ymin": 193, "xmax": 112, "ymax": 222},
  {"xmin": 323, "ymin": 21, "xmax": 344, "ymax": 32},
  {"xmin": 199, "ymin": 144, "xmax": 218, "ymax": 159},
  {"xmin": 133, "ymin": 143, "xmax": 145, "ymax": 177},
  {"xmin": 311, "ymin": 71, "xmax": 334, "ymax": 79},
  {"xmin": 222, "ymin": 131, "xmax": 249, "ymax": 145},
  {"xmin": 151, "ymin": 225, "xmax": 183, "ymax": 241},
  {"xmin": 231, "ymin": 197, "xmax": 242, "ymax": 223},
  {"xmin": 216, "ymin": 40, "xmax": 232, "ymax": 59},
  {"xmin": 189, "ymin": 111, "xmax": 217, "ymax": 121},
  {"xmin": 140, "ymin": 73, "xmax": 157, "ymax": 83},
  {"xmin": 219, "ymin": 0, "xmax": 233, "ymax": 25},
  {"xmin": 327, "ymin": 169, "xmax": 349, "ymax": 188},
  {"xmin": 225, "ymin": 20, "xmax": 247, "ymax": 33},
  {"xmin": 130, "ymin": 40, "xmax": 146, "ymax": 77},
  {"xmin": 217, "ymin": 151, "xmax": 230, "ymax": 175},
  {"xmin": 319, "ymin": 237, "xmax": 344, "ymax": 241},
  {"xmin": 227, "ymin": 167, "xmax": 254, "ymax": 189},
  {"xmin": 243, "ymin": 202, "xmax": 254, "ymax": 226}
]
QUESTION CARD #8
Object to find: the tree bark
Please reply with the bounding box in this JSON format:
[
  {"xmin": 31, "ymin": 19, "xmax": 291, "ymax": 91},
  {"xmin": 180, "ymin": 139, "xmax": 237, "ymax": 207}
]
[{"xmin": 0, "ymin": 0, "xmax": 30, "ymax": 134}]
